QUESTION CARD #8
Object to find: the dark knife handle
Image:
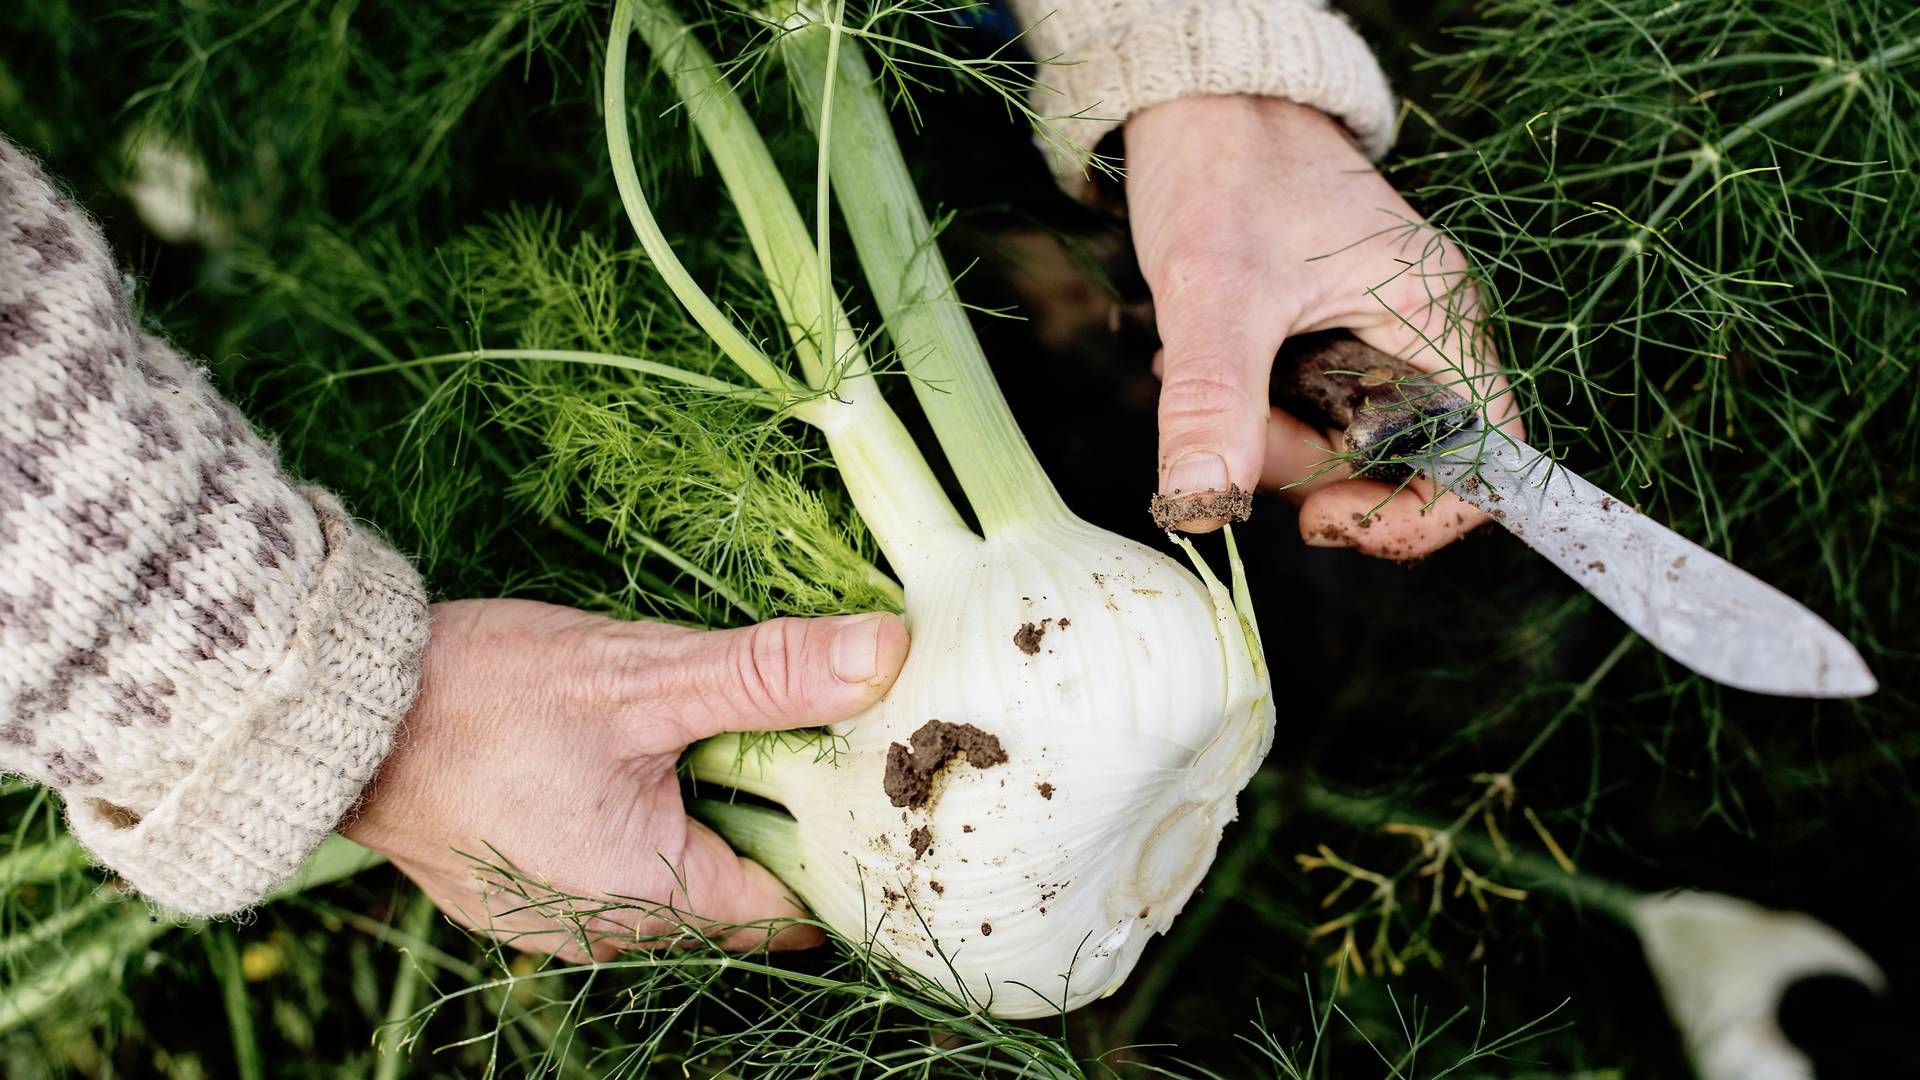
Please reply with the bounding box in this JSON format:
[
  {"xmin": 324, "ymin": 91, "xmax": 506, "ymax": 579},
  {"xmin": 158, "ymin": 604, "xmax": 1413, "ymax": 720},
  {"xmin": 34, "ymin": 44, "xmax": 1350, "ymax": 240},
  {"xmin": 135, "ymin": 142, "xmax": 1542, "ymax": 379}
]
[{"xmin": 1271, "ymin": 331, "xmax": 1477, "ymax": 480}]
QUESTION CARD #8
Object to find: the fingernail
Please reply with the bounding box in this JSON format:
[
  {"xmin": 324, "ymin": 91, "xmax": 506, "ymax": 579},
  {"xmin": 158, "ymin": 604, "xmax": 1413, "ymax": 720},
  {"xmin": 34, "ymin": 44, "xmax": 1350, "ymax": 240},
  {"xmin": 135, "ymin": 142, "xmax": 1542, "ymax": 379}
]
[
  {"xmin": 830, "ymin": 614, "xmax": 886, "ymax": 684},
  {"xmin": 1163, "ymin": 451, "xmax": 1228, "ymax": 496}
]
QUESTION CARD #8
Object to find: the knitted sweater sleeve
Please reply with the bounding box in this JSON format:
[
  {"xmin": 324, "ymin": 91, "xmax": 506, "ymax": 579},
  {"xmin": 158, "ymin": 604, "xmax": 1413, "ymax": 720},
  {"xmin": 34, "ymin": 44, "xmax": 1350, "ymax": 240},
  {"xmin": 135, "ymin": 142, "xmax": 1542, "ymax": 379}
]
[
  {"xmin": 1006, "ymin": 0, "xmax": 1398, "ymax": 193},
  {"xmin": 0, "ymin": 138, "xmax": 429, "ymax": 917}
]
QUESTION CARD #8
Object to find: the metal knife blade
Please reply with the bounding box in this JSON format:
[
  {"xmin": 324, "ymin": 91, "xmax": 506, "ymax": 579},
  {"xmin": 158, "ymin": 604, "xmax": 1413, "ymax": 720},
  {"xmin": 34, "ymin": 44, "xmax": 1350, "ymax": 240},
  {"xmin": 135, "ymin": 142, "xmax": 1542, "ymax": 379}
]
[
  {"xmin": 1271, "ymin": 331, "xmax": 1877, "ymax": 699},
  {"xmin": 1425, "ymin": 427, "xmax": 1875, "ymax": 697}
]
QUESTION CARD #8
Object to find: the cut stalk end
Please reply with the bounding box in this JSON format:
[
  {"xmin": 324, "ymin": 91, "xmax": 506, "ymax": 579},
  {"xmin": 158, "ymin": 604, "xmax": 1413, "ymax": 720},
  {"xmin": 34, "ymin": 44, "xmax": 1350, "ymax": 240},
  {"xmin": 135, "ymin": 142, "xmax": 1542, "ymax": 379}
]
[{"xmin": 689, "ymin": 798, "xmax": 808, "ymax": 885}]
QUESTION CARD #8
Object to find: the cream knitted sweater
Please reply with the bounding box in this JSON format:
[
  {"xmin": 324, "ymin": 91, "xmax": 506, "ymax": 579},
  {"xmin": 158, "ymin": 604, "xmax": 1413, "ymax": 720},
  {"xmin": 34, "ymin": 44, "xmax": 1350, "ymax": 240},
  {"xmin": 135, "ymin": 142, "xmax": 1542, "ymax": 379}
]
[
  {"xmin": 1009, "ymin": 0, "xmax": 1397, "ymax": 190},
  {"xmin": 0, "ymin": 139, "xmax": 429, "ymax": 916},
  {"xmin": 0, "ymin": 0, "xmax": 1390, "ymax": 918}
]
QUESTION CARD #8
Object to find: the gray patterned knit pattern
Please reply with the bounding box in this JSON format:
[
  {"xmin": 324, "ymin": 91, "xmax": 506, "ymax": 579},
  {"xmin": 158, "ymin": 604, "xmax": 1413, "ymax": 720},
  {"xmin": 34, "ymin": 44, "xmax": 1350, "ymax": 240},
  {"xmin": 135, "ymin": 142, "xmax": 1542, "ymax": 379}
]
[{"xmin": 0, "ymin": 138, "xmax": 429, "ymax": 916}]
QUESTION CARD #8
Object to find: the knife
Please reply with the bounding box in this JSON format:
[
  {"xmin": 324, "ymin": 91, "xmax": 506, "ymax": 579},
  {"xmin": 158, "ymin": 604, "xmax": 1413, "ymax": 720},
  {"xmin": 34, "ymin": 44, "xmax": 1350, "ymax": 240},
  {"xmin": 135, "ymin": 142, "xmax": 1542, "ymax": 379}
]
[{"xmin": 1269, "ymin": 330, "xmax": 1877, "ymax": 699}]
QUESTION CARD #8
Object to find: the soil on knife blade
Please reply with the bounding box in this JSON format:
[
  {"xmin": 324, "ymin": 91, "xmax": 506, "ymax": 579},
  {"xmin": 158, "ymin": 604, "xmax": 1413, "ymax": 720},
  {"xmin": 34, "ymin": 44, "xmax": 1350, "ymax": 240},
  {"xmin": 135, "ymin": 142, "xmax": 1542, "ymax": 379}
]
[{"xmin": 884, "ymin": 720, "xmax": 1009, "ymax": 810}]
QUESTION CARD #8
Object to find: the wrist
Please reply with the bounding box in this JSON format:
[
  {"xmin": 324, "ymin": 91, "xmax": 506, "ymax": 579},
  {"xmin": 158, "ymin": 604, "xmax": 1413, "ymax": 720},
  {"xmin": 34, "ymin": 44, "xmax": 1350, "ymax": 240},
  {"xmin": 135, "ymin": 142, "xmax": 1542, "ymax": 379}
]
[
  {"xmin": 1016, "ymin": 0, "xmax": 1397, "ymax": 198},
  {"xmin": 1128, "ymin": 95, "xmax": 1369, "ymax": 170}
]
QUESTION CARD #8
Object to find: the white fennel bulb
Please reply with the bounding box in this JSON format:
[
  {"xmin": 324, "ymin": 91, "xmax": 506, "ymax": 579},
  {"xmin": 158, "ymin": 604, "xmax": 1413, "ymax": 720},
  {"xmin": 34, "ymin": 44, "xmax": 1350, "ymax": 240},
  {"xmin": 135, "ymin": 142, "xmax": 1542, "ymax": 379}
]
[
  {"xmin": 692, "ymin": 520, "xmax": 1272, "ymax": 1017},
  {"xmin": 605, "ymin": 1, "xmax": 1275, "ymax": 1017}
]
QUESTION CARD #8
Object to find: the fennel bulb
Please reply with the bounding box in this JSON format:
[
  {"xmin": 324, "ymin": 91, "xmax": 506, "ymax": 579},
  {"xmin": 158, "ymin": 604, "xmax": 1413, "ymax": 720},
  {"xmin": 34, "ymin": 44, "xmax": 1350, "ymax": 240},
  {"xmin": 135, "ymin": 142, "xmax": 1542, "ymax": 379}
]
[
  {"xmin": 606, "ymin": 1, "xmax": 1274, "ymax": 1017},
  {"xmin": 693, "ymin": 521, "xmax": 1273, "ymax": 1016}
]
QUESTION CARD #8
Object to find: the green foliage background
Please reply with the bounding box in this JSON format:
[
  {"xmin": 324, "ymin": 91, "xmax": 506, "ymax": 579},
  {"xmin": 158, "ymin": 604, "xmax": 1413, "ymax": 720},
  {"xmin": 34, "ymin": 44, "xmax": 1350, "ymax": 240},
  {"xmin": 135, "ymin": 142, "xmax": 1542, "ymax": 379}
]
[{"xmin": 2, "ymin": 0, "xmax": 1916, "ymax": 1075}]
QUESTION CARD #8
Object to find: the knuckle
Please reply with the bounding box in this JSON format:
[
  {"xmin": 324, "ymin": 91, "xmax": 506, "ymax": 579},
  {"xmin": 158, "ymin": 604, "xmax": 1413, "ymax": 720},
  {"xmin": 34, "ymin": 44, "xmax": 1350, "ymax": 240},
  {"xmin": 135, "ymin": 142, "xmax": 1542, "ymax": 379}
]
[
  {"xmin": 731, "ymin": 618, "xmax": 807, "ymax": 721},
  {"xmin": 1158, "ymin": 372, "xmax": 1254, "ymax": 427},
  {"xmin": 569, "ymin": 637, "xmax": 641, "ymax": 716},
  {"xmin": 1155, "ymin": 240, "xmax": 1264, "ymax": 312},
  {"xmin": 573, "ymin": 628, "xmax": 674, "ymax": 716}
]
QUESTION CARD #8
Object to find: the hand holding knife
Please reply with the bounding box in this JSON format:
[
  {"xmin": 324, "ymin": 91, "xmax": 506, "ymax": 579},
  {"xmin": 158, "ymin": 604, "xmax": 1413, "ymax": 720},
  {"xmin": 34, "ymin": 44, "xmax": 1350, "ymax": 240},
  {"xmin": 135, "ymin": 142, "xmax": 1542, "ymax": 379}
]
[{"xmin": 1179, "ymin": 330, "xmax": 1877, "ymax": 699}]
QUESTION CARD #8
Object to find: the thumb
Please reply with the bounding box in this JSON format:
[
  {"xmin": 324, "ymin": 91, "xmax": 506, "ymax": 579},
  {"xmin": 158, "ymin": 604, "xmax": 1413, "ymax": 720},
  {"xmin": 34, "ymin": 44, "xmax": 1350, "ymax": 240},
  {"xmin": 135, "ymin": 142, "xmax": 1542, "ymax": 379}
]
[
  {"xmin": 1154, "ymin": 328, "xmax": 1285, "ymax": 534},
  {"xmin": 670, "ymin": 613, "xmax": 909, "ymax": 741}
]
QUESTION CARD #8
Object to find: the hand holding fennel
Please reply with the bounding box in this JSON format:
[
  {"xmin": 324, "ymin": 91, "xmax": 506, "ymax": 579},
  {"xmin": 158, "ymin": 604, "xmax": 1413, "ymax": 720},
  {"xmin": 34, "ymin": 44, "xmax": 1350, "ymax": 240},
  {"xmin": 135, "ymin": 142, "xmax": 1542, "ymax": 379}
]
[
  {"xmin": 607, "ymin": 1, "xmax": 1274, "ymax": 1017},
  {"xmin": 345, "ymin": 599, "xmax": 908, "ymax": 962}
]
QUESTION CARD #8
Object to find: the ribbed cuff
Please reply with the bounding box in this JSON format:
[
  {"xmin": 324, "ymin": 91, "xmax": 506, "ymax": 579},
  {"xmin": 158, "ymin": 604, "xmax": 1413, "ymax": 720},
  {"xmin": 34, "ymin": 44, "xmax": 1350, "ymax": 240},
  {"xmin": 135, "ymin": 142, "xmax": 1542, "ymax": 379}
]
[
  {"xmin": 66, "ymin": 491, "xmax": 428, "ymax": 916},
  {"xmin": 1023, "ymin": 0, "xmax": 1398, "ymax": 196}
]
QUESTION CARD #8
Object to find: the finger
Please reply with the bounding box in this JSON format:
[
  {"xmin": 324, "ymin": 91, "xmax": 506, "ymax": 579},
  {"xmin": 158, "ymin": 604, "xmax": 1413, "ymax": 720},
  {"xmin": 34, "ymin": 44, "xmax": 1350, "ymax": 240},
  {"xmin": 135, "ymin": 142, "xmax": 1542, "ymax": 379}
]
[
  {"xmin": 1337, "ymin": 272, "xmax": 1524, "ymax": 438},
  {"xmin": 666, "ymin": 821, "xmax": 825, "ymax": 952},
  {"xmin": 1297, "ymin": 477, "xmax": 1485, "ymax": 561},
  {"xmin": 1153, "ymin": 311, "xmax": 1290, "ymax": 534},
  {"xmin": 1260, "ymin": 407, "xmax": 1351, "ymax": 503},
  {"xmin": 1157, "ymin": 351, "xmax": 1351, "ymax": 505},
  {"xmin": 662, "ymin": 613, "xmax": 910, "ymax": 743},
  {"xmin": 1350, "ymin": 321, "xmax": 1523, "ymax": 440},
  {"xmin": 1323, "ymin": 277, "xmax": 1523, "ymax": 558},
  {"xmin": 424, "ymin": 827, "xmax": 827, "ymax": 961}
]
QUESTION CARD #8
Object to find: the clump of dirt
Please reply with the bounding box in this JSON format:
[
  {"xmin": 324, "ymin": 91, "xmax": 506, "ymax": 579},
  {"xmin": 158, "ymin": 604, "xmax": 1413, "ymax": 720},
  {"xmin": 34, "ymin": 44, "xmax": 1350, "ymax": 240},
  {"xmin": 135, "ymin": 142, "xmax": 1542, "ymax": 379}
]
[
  {"xmin": 1036, "ymin": 782, "xmax": 1054, "ymax": 800},
  {"xmin": 1149, "ymin": 483, "xmax": 1252, "ymax": 531},
  {"xmin": 980, "ymin": 921, "xmax": 993, "ymax": 936},
  {"xmin": 884, "ymin": 720, "xmax": 1009, "ymax": 809},
  {"xmin": 1057, "ymin": 618, "xmax": 1070, "ymax": 629},
  {"xmin": 909, "ymin": 825, "xmax": 932, "ymax": 859},
  {"xmin": 930, "ymin": 880, "xmax": 945, "ymax": 895},
  {"xmin": 1013, "ymin": 619, "xmax": 1051, "ymax": 655}
]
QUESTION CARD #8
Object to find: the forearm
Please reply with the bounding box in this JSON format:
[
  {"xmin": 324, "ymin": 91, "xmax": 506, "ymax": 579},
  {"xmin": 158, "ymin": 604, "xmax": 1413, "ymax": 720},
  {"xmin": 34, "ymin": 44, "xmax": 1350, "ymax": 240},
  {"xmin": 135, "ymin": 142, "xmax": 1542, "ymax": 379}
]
[
  {"xmin": 1007, "ymin": 0, "xmax": 1397, "ymax": 192},
  {"xmin": 0, "ymin": 137, "xmax": 429, "ymax": 916}
]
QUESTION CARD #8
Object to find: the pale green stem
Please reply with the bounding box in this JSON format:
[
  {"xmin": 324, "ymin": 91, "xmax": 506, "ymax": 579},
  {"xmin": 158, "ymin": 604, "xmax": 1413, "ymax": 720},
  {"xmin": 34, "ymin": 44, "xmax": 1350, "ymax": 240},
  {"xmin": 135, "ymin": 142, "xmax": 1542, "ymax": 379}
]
[
  {"xmin": 778, "ymin": 11, "xmax": 1073, "ymax": 535},
  {"xmin": 373, "ymin": 892, "xmax": 440, "ymax": 1080},
  {"xmin": 324, "ymin": 348, "xmax": 777, "ymax": 404},
  {"xmin": 610, "ymin": 0, "xmax": 976, "ymax": 584},
  {"xmin": 682, "ymin": 732, "xmax": 790, "ymax": 805},
  {"xmin": 860, "ymin": 562, "xmax": 907, "ymax": 611},
  {"xmin": 811, "ymin": 0, "xmax": 848, "ymax": 397},
  {"xmin": 603, "ymin": 7, "xmax": 792, "ymax": 395},
  {"xmin": 688, "ymin": 799, "xmax": 808, "ymax": 886},
  {"xmin": 205, "ymin": 930, "xmax": 264, "ymax": 1080}
]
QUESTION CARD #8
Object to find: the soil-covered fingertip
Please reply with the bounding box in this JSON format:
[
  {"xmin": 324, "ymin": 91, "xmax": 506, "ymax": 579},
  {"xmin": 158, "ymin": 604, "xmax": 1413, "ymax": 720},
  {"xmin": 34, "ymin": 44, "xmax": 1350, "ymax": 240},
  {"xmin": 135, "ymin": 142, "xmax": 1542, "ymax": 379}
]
[{"xmin": 1149, "ymin": 484, "xmax": 1254, "ymax": 532}]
